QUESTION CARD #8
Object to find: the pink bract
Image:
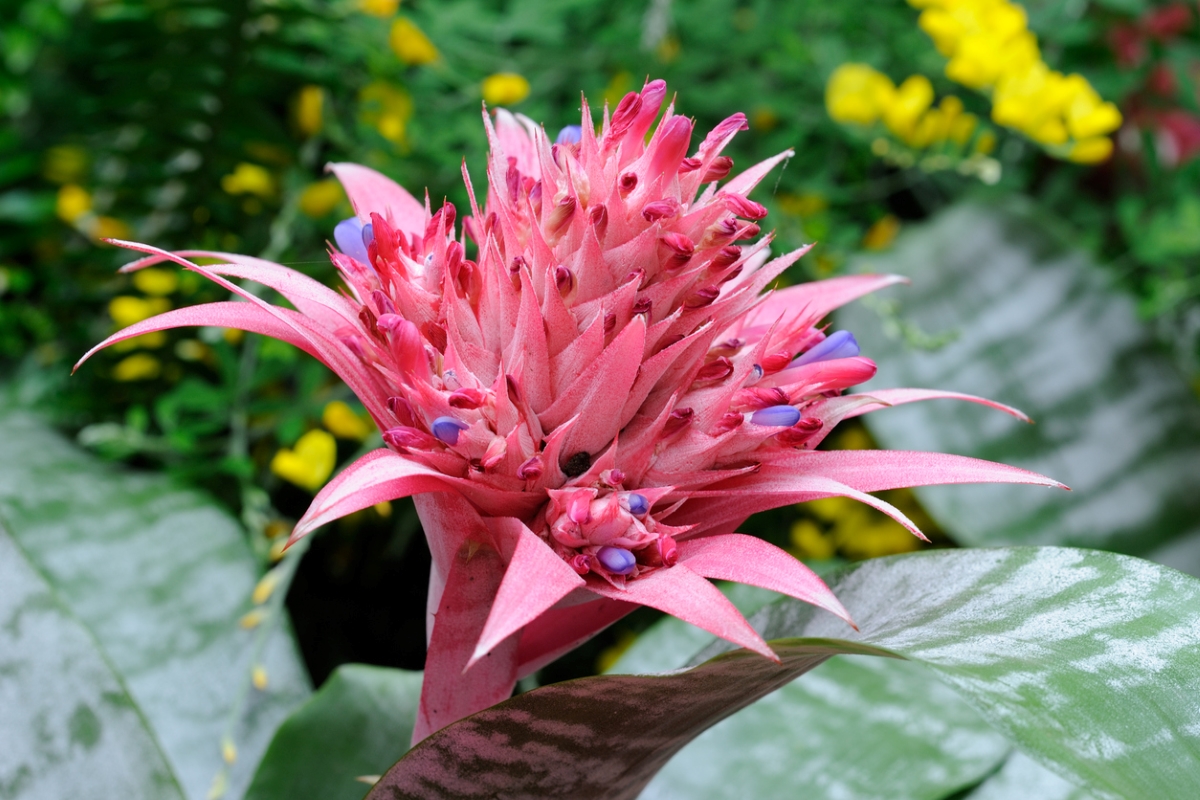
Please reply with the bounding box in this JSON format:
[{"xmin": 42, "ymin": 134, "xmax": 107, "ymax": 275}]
[{"xmin": 78, "ymin": 79, "xmax": 1065, "ymax": 743}]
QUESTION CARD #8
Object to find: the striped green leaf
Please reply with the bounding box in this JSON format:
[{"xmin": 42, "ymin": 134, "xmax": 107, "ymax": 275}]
[
  {"xmin": 0, "ymin": 409, "xmax": 311, "ymax": 798},
  {"xmin": 366, "ymin": 547, "xmax": 1200, "ymax": 800},
  {"xmin": 837, "ymin": 201, "xmax": 1200, "ymax": 569}
]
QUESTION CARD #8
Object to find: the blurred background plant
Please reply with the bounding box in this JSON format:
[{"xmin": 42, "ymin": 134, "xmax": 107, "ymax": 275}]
[{"xmin": 3, "ymin": 0, "xmax": 1200, "ymax": 698}]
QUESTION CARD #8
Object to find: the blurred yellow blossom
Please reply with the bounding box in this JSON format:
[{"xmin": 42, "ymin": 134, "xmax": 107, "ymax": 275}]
[
  {"xmin": 481, "ymin": 73, "xmax": 530, "ymax": 106},
  {"xmin": 112, "ymin": 353, "xmax": 161, "ymax": 381},
  {"xmin": 862, "ymin": 214, "xmax": 901, "ymax": 250},
  {"xmin": 271, "ymin": 429, "xmax": 337, "ymax": 492},
  {"xmin": 44, "ymin": 146, "xmax": 88, "ymax": 184},
  {"xmin": 360, "ymin": 0, "xmax": 399, "ymax": 17},
  {"xmin": 295, "ymin": 85, "xmax": 325, "ymax": 137},
  {"xmin": 91, "ymin": 217, "xmax": 133, "ymax": 241},
  {"xmin": 1067, "ymin": 137, "xmax": 1114, "ymax": 164},
  {"xmin": 883, "ymin": 75, "xmax": 935, "ymax": 141},
  {"xmin": 751, "ymin": 106, "xmax": 779, "ymax": 132},
  {"xmin": 595, "ymin": 628, "xmax": 638, "ymax": 673},
  {"xmin": 221, "ymin": 163, "xmax": 274, "ymax": 198},
  {"xmin": 778, "ymin": 192, "xmax": 828, "ymax": 217},
  {"xmin": 252, "ymin": 571, "xmax": 279, "ymax": 605},
  {"xmin": 110, "ymin": 295, "xmax": 171, "ymax": 328},
  {"xmin": 389, "ymin": 18, "xmax": 438, "ymax": 65},
  {"xmin": 252, "ymin": 665, "xmax": 269, "ymax": 691},
  {"xmin": 374, "ymin": 501, "xmax": 393, "ymax": 517},
  {"xmin": 359, "ymin": 82, "xmax": 414, "ymax": 145},
  {"xmin": 299, "ymin": 180, "xmax": 345, "ymax": 218},
  {"xmin": 789, "ymin": 518, "xmax": 835, "ymax": 560},
  {"xmin": 322, "ymin": 400, "xmax": 373, "ymax": 440},
  {"xmin": 826, "ymin": 64, "xmax": 895, "ymax": 126},
  {"xmin": 132, "ymin": 268, "xmax": 178, "ymax": 296},
  {"xmin": 56, "ymin": 184, "xmax": 92, "ymax": 223}
]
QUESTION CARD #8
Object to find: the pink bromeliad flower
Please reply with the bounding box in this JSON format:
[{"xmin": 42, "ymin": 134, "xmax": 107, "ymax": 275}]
[{"xmin": 79, "ymin": 79, "xmax": 1063, "ymax": 743}]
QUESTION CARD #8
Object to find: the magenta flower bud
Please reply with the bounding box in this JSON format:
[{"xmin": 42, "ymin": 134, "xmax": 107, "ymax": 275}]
[
  {"xmin": 546, "ymin": 195, "xmax": 576, "ymax": 240},
  {"xmin": 660, "ymin": 232, "xmax": 695, "ymax": 269},
  {"xmin": 695, "ymin": 357, "xmax": 734, "ymax": 382},
  {"xmin": 555, "ymin": 265, "xmax": 575, "ymax": 297},
  {"xmin": 383, "ymin": 426, "xmax": 437, "ymax": 451},
  {"xmin": 589, "ymin": 204, "xmax": 608, "ymax": 241},
  {"xmin": 618, "ymin": 172, "xmax": 638, "ymax": 197},
  {"xmin": 632, "ymin": 298, "xmax": 652, "ymax": 316},
  {"xmin": 430, "ymin": 416, "xmax": 470, "ymax": 445},
  {"xmin": 760, "ymin": 352, "xmax": 792, "ymax": 373},
  {"xmin": 710, "ymin": 245, "xmax": 742, "ymax": 269},
  {"xmin": 659, "ymin": 535, "xmax": 679, "ymax": 567},
  {"xmin": 334, "ymin": 217, "xmax": 370, "ymax": 264},
  {"xmin": 701, "ymin": 156, "xmax": 734, "ymax": 183},
  {"xmin": 711, "ymin": 412, "xmax": 745, "ymax": 435},
  {"xmin": 622, "ymin": 492, "xmax": 650, "ymax": 516},
  {"xmin": 750, "ymin": 405, "xmax": 801, "ymax": 427},
  {"xmin": 776, "ymin": 416, "xmax": 824, "ymax": 447},
  {"xmin": 678, "ymin": 156, "xmax": 703, "ymax": 172},
  {"xmin": 793, "ymin": 330, "xmax": 860, "ymax": 366},
  {"xmin": 664, "ymin": 407, "xmax": 694, "ymax": 435},
  {"xmin": 608, "ymin": 92, "xmax": 644, "ymax": 141},
  {"xmin": 597, "ymin": 546, "xmax": 637, "ymax": 575},
  {"xmin": 685, "ymin": 286, "xmax": 720, "ymax": 309},
  {"xmin": 516, "ymin": 456, "xmax": 543, "ymax": 481},
  {"xmin": 642, "ymin": 198, "xmax": 680, "ymax": 223},
  {"xmin": 601, "ymin": 468, "xmax": 625, "ymax": 487},
  {"xmin": 569, "ymin": 554, "xmax": 591, "ymax": 575},
  {"xmin": 723, "ymin": 193, "xmax": 768, "ymax": 220},
  {"xmin": 448, "ymin": 388, "xmax": 486, "ymax": 409}
]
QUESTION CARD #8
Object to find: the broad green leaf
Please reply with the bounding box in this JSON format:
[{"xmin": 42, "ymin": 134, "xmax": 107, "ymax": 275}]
[
  {"xmin": 965, "ymin": 752, "xmax": 1098, "ymax": 800},
  {"xmin": 245, "ymin": 664, "xmax": 422, "ymax": 800},
  {"xmin": 367, "ymin": 548, "xmax": 1200, "ymax": 800},
  {"xmin": 838, "ymin": 202, "xmax": 1200, "ymax": 569},
  {"xmin": 642, "ymin": 657, "xmax": 1010, "ymax": 800},
  {"xmin": 0, "ymin": 409, "xmax": 311, "ymax": 799},
  {"xmin": 0, "ymin": 518, "xmax": 185, "ymax": 799}
]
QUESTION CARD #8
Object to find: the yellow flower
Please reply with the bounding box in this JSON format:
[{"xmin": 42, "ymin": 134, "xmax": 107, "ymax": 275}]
[
  {"xmin": 299, "ymin": 180, "xmax": 345, "ymax": 218},
  {"xmin": 1067, "ymin": 137, "xmax": 1113, "ymax": 164},
  {"xmin": 56, "ymin": 184, "xmax": 92, "ymax": 223},
  {"xmin": 221, "ymin": 163, "xmax": 274, "ymax": 198},
  {"xmin": 1066, "ymin": 97, "xmax": 1122, "ymax": 140},
  {"xmin": 826, "ymin": 64, "xmax": 895, "ymax": 126},
  {"xmin": 359, "ymin": 82, "xmax": 414, "ymax": 145},
  {"xmin": 44, "ymin": 145, "xmax": 88, "ymax": 184},
  {"xmin": 112, "ymin": 353, "xmax": 161, "ymax": 381},
  {"xmin": 91, "ymin": 216, "xmax": 133, "ymax": 241},
  {"xmin": 884, "ymin": 75, "xmax": 935, "ymax": 140},
  {"xmin": 110, "ymin": 295, "xmax": 171, "ymax": 328},
  {"xmin": 862, "ymin": 214, "xmax": 901, "ymax": 251},
  {"xmin": 789, "ymin": 518, "xmax": 835, "ymax": 560},
  {"xmin": 322, "ymin": 400, "xmax": 373, "ymax": 440},
  {"xmin": 252, "ymin": 571, "xmax": 279, "ymax": 605},
  {"xmin": 481, "ymin": 73, "xmax": 531, "ymax": 106},
  {"xmin": 132, "ymin": 268, "xmax": 178, "ymax": 296},
  {"xmin": 359, "ymin": 0, "xmax": 399, "ymax": 16},
  {"xmin": 252, "ymin": 665, "xmax": 269, "ymax": 690},
  {"xmin": 295, "ymin": 85, "xmax": 324, "ymax": 138},
  {"xmin": 390, "ymin": 18, "xmax": 438, "ymax": 65},
  {"xmin": 271, "ymin": 429, "xmax": 337, "ymax": 492},
  {"xmin": 974, "ymin": 130, "xmax": 997, "ymax": 154},
  {"xmin": 374, "ymin": 501, "xmax": 393, "ymax": 518}
]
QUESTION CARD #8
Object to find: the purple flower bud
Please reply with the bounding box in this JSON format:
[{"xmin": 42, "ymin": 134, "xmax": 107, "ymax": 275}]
[
  {"xmin": 750, "ymin": 404, "xmax": 801, "ymax": 427},
  {"xmin": 334, "ymin": 217, "xmax": 370, "ymax": 264},
  {"xmin": 361, "ymin": 222, "xmax": 375, "ymax": 249},
  {"xmin": 597, "ymin": 546, "xmax": 637, "ymax": 575},
  {"xmin": 792, "ymin": 330, "xmax": 860, "ymax": 367},
  {"xmin": 623, "ymin": 492, "xmax": 650, "ymax": 516},
  {"xmin": 430, "ymin": 415, "xmax": 470, "ymax": 445},
  {"xmin": 556, "ymin": 125, "xmax": 583, "ymax": 145}
]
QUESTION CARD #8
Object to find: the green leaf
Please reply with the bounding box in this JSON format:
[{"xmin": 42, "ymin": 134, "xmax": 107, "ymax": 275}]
[
  {"xmin": 642, "ymin": 657, "xmax": 1010, "ymax": 800},
  {"xmin": 0, "ymin": 517, "xmax": 185, "ymax": 799},
  {"xmin": 245, "ymin": 664, "xmax": 423, "ymax": 800},
  {"xmin": 838, "ymin": 201, "xmax": 1200, "ymax": 568},
  {"xmin": 965, "ymin": 752, "xmax": 1098, "ymax": 800},
  {"xmin": 0, "ymin": 409, "xmax": 311, "ymax": 799},
  {"xmin": 367, "ymin": 548, "xmax": 1200, "ymax": 800}
]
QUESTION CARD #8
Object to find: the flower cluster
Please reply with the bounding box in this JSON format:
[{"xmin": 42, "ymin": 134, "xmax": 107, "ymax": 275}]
[
  {"xmin": 910, "ymin": 0, "xmax": 1122, "ymax": 163},
  {"xmin": 79, "ymin": 79, "xmax": 1062, "ymax": 743},
  {"xmin": 826, "ymin": 65, "xmax": 998, "ymax": 180}
]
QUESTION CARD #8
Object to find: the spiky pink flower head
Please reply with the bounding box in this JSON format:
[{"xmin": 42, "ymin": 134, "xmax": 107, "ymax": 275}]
[{"xmin": 78, "ymin": 78, "xmax": 1064, "ymax": 742}]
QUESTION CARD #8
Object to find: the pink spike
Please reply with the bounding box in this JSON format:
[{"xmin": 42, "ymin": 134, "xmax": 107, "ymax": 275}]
[
  {"xmin": 720, "ymin": 149, "xmax": 795, "ymax": 197},
  {"xmin": 469, "ymin": 518, "xmax": 586, "ymax": 668},
  {"xmin": 587, "ymin": 564, "xmax": 777, "ymax": 661},
  {"xmin": 327, "ymin": 162, "xmax": 426, "ymax": 237},
  {"xmin": 838, "ymin": 388, "xmax": 1032, "ymax": 423},
  {"xmin": 75, "ymin": 302, "xmax": 321, "ymax": 372},
  {"xmin": 413, "ymin": 540, "xmax": 518, "ymax": 744},
  {"xmin": 516, "ymin": 597, "xmax": 638, "ymax": 678},
  {"xmin": 289, "ymin": 450, "xmax": 453, "ymax": 545},
  {"xmin": 677, "ymin": 534, "xmax": 853, "ymax": 626},
  {"xmin": 741, "ymin": 273, "xmax": 909, "ymax": 331}
]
